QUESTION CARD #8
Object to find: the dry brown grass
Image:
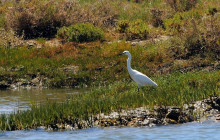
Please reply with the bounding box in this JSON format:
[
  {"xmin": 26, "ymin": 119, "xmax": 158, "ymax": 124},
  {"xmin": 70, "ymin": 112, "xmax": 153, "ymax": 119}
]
[
  {"xmin": 183, "ymin": 13, "xmax": 220, "ymax": 60},
  {"xmin": 165, "ymin": 0, "xmax": 198, "ymax": 12},
  {"xmin": 6, "ymin": 0, "xmax": 79, "ymax": 39},
  {"xmin": 5, "ymin": 0, "xmax": 119, "ymax": 39},
  {"xmin": 0, "ymin": 29, "xmax": 24, "ymax": 47}
]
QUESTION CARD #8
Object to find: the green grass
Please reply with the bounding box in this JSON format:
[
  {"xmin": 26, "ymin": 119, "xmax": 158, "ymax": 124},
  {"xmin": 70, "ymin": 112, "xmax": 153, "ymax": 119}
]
[
  {"xmin": 0, "ymin": 70, "xmax": 219, "ymax": 131},
  {"xmin": 0, "ymin": 34, "xmax": 218, "ymax": 88},
  {"xmin": 0, "ymin": 40, "xmax": 173, "ymax": 88}
]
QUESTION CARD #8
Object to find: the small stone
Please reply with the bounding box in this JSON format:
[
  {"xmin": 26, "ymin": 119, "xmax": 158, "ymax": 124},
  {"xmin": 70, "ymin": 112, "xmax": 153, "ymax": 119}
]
[
  {"xmin": 183, "ymin": 104, "xmax": 188, "ymax": 110},
  {"xmin": 142, "ymin": 119, "xmax": 150, "ymax": 126},
  {"xmin": 109, "ymin": 112, "xmax": 119, "ymax": 119},
  {"xmin": 31, "ymin": 77, "xmax": 40, "ymax": 85},
  {"xmin": 149, "ymin": 123, "xmax": 156, "ymax": 127}
]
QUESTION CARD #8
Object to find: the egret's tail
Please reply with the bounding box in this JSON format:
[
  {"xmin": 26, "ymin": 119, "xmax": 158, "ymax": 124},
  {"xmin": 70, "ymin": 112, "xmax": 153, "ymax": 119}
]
[{"xmin": 152, "ymin": 81, "xmax": 158, "ymax": 87}]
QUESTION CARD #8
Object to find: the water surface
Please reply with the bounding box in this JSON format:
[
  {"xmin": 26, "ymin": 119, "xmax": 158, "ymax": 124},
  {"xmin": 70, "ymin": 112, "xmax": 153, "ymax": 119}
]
[
  {"xmin": 0, "ymin": 88, "xmax": 81, "ymax": 114},
  {"xmin": 0, "ymin": 121, "xmax": 219, "ymax": 140}
]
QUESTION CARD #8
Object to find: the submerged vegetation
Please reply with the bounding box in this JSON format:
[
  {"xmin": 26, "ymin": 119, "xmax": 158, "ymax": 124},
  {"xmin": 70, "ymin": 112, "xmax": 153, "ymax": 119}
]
[{"xmin": 0, "ymin": 0, "xmax": 219, "ymax": 131}]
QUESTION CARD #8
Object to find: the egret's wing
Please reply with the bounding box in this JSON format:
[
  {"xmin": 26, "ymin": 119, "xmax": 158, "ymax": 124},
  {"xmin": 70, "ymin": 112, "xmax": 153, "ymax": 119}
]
[{"xmin": 133, "ymin": 70, "xmax": 157, "ymax": 86}]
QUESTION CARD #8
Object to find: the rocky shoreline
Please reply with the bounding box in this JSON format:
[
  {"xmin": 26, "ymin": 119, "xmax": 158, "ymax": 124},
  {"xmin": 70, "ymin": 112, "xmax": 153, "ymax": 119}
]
[{"xmin": 49, "ymin": 96, "xmax": 220, "ymax": 130}]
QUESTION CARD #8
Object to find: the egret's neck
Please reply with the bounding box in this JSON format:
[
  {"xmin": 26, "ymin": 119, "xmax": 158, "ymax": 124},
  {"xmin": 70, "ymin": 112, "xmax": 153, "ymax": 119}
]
[{"xmin": 127, "ymin": 53, "xmax": 132, "ymax": 72}]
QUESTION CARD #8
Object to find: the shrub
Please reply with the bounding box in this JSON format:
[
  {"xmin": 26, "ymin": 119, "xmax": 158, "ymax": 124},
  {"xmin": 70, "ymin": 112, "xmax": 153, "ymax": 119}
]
[
  {"xmin": 5, "ymin": 0, "xmax": 118, "ymax": 39},
  {"xmin": 57, "ymin": 23, "xmax": 104, "ymax": 43},
  {"xmin": 89, "ymin": 0, "xmax": 119, "ymax": 27},
  {"xmin": 165, "ymin": 0, "xmax": 198, "ymax": 12},
  {"xmin": 164, "ymin": 10, "xmax": 202, "ymax": 34},
  {"xmin": 172, "ymin": 12, "xmax": 220, "ymax": 60},
  {"xmin": 164, "ymin": 12, "xmax": 185, "ymax": 34},
  {"xmin": 126, "ymin": 20, "xmax": 149, "ymax": 40},
  {"xmin": 116, "ymin": 19, "xmax": 149, "ymax": 40},
  {"xmin": 6, "ymin": 0, "xmax": 78, "ymax": 39},
  {"xmin": 0, "ymin": 13, "xmax": 5, "ymax": 29},
  {"xmin": 184, "ymin": 15, "xmax": 220, "ymax": 60},
  {"xmin": 128, "ymin": 0, "xmax": 144, "ymax": 3},
  {"xmin": 116, "ymin": 20, "xmax": 129, "ymax": 33},
  {"xmin": 150, "ymin": 9, "xmax": 165, "ymax": 28}
]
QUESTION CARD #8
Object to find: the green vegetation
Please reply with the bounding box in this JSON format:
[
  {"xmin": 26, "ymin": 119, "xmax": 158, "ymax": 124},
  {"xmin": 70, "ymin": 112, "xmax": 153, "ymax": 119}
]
[
  {"xmin": 0, "ymin": 70, "xmax": 219, "ymax": 131},
  {"xmin": 57, "ymin": 23, "xmax": 104, "ymax": 42},
  {"xmin": 0, "ymin": 41, "xmax": 159, "ymax": 88},
  {"xmin": 1, "ymin": 38, "xmax": 216, "ymax": 88},
  {"xmin": 117, "ymin": 19, "xmax": 149, "ymax": 40}
]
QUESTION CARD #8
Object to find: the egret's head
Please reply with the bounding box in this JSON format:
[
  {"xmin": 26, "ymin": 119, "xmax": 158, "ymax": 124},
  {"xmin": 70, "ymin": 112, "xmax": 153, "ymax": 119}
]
[{"xmin": 122, "ymin": 50, "xmax": 130, "ymax": 55}]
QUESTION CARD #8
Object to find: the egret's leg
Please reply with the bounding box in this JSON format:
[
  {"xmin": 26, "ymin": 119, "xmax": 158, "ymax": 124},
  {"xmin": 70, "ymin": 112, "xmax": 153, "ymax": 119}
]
[{"xmin": 137, "ymin": 84, "xmax": 141, "ymax": 94}]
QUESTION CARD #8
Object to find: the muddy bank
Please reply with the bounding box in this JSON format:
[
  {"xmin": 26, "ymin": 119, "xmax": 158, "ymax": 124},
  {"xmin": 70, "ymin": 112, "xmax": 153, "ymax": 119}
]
[
  {"xmin": 49, "ymin": 96, "xmax": 220, "ymax": 130},
  {"xmin": 0, "ymin": 65, "xmax": 82, "ymax": 89}
]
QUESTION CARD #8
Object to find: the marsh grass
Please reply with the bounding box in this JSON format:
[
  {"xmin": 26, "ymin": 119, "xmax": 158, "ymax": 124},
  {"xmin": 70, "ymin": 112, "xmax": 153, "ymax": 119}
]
[
  {"xmin": 0, "ymin": 34, "xmax": 217, "ymax": 88},
  {"xmin": 0, "ymin": 70, "xmax": 219, "ymax": 131},
  {"xmin": 0, "ymin": 40, "xmax": 172, "ymax": 87}
]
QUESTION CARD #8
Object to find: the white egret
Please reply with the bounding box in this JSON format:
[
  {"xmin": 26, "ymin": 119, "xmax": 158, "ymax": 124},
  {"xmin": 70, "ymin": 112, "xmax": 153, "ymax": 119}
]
[{"xmin": 121, "ymin": 50, "xmax": 158, "ymax": 91}]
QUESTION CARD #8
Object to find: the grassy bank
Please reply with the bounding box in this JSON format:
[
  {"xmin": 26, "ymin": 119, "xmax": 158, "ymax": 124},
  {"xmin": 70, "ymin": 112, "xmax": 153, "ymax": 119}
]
[
  {"xmin": 0, "ymin": 38, "xmax": 218, "ymax": 88},
  {"xmin": 0, "ymin": 70, "xmax": 219, "ymax": 130}
]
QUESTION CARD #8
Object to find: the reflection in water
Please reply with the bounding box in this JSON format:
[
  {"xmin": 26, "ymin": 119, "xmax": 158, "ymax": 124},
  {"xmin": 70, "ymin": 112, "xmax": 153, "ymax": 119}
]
[
  {"xmin": 0, "ymin": 121, "xmax": 220, "ymax": 140},
  {"xmin": 0, "ymin": 88, "xmax": 81, "ymax": 114}
]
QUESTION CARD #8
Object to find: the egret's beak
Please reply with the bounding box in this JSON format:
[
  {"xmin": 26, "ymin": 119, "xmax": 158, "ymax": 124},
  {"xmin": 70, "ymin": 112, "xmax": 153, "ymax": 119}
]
[{"xmin": 118, "ymin": 52, "xmax": 125, "ymax": 56}]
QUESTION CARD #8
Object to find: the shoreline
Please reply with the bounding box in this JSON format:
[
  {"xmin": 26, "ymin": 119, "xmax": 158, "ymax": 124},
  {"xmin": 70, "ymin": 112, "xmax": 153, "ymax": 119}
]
[{"xmin": 49, "ymin": 96, "xmax": 220, "ymax": 131}]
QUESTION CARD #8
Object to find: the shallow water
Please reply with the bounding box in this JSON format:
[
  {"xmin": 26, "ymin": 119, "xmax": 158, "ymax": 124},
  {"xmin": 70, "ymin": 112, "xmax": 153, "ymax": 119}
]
[
  {"xmin": 0, "ymin": 88, "xmax": 82, "ymax": 114},
  {"xmin": 0, "ymin": 121, "xmax": 220, "ymax": 140}
]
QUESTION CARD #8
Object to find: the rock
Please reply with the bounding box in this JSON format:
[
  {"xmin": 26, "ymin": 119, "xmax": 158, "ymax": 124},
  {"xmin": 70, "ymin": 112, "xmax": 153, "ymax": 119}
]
[
  {"xmin": 165, "ymin": 118, "xmax": 177, "ymax": 124},
  {"xmin": 214, "ymin": 62, "xmax": 220, "ymax": 69},
  {"xmin": 31, "ymin": 77, "xmax": 41, "ymax": 86},
  {"xmin": 9, "ymin": 66, "xmax": 24, "ymax": 72},
  {"xmin": 213, "ymin": 97, "xmax": 220, "ymax": 111},
  {"xmin": 166, "ymin": 108, "xmax": 180, "ymax": 121},
  {"xmin": 216, "ymin": 115, "xmax": 220, "ymax": 120},
  {"xmin": 26, "ymin": 40, "xmax": 37, "ymax": 48},
  {"xmin": 0, "ymin": 67, "xmax": 5, "ymax": 72},
  {"xmin": 109, "ymin": 112, "xmax": 119, "ymax": 119},
  {"xmin": 0, "ymin": 81, "xmax": 10, "ymax": 89},
  {"xmin": 65, "ymin": 124, "xmax": 75, "ymax": 130},
  {"xmin": 142, "ymin": 119, "xmax": 150, "ymax": 126},
  {"xmin": 183, "ymin": 104, "xmax": 188, "ymax": 110},
  {"xmin": 45, "ymin": 39, "xmax": 62, "ymax": 47},
  {"xmin": 18, "ymin": 78, "xmax": 31, "ymax": 87},
  {"xmin": 31, "ymin": 97, "xmax": 220, "ymax": 130},
  {"xmin": 61, "ymin": 65, "xmax": 79, "ymax": 74},
  {"xmin": 215, "ymin": 98, "xmax": 220, "ymax": 105},
  {"xmin": 119, "ymin": 117, "xmax": 128, "ymax": 126},
  {"xmin": 149, "ymin": 123, "xmax": 156, "ymax": 127}
]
